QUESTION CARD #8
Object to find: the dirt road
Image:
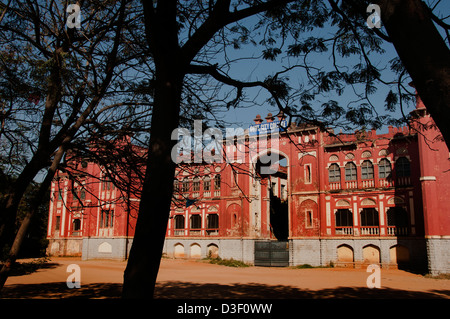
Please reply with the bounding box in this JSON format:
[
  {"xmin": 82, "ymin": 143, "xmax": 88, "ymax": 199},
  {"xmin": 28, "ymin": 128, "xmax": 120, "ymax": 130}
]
[{"xmin": 1, "ymin": 257, "xmax": 449, "ymax": 298}]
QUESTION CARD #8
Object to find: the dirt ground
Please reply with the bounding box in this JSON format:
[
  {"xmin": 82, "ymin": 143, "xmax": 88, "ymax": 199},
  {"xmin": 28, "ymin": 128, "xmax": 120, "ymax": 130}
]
[{"xmin": 1, "ymin": 257, "xmax": 449, "ymax": 298}]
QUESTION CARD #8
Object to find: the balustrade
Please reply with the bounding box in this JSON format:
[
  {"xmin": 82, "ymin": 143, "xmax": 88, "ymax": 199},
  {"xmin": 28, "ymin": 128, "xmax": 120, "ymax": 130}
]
[
  {"xmin": 361, "ymin": 179, "xmax": 374, "ymax": 188},
  {"xmin": 360, "ymin": 226, "xmax": 379, "ymax": 235},
  {"xmin": 329, "ymin": 182, "xmax": 341, "ymax": 190},
  {"xmin": 335, "ymin": 227, "xmax": 353, "ymax": 235},
  {"xmin": 387, "ymin": 226, "xmax": 408, "ymax": 236},
  {"xmin": 345, "ymin": 181, "xmax": 357, "ymax": 189}
]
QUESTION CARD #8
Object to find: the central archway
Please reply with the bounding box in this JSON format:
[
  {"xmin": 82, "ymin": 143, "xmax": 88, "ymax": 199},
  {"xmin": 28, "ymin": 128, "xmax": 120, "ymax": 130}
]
[{"xmin": 252, "ymin": 151, "xmax": 289, "ymax": 241}]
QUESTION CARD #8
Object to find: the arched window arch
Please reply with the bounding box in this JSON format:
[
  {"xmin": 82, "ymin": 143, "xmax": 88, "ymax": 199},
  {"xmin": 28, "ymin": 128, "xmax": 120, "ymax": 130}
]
[
  {"xmin": 214, "ymin": 175, "xmax": 221, "ymax": 190},
  {"xmin": 360, "ymin": 208, "xmax": 379, "ymax": 226},
  {"xmin": 396, "ymin": 157, "xmax": 410, "ymax": 177},
  {"xmin": 207, "ymin": 214, "xmax": 219, "ymax": 229},
  {"xmin": 193, "ymin": 177, "xmax": 200, "ymax": 192},
  {"xmin": 345, "ymin": 162, "xmax": 357, "ymax": 181},
  {"xmin": 329, "ymin": 154, "xmax": 339, "ymax": 161},
  {"xmin": 190, "ymin": 214, "xmax": 201, "ymax": 229},
  {"xmin": 361, "ymin": 150, "xmax": 372, "ymax": 158},
  {"xmin": 387, "ymin": 207, "xmax": 408, "ymax": 228},
  {"xmin": 182, "ymin": 178, "xmax": 190, "ymax": 193},
  {"xmin": 328, "ymin": 163, "xmax": 341, "ymax": 182},
  {"xmin": 72, "ymin": 219, "xmax": 81, "ymax": 231},
  {"xmin": 203, "ymin": 176, "xmax": 211, "ymax": 191},
  {"xmin": 174, "ymin": 215, "xmax": 185, "ymax": 229},
  {"xmin": 378, "ymin": 158, "xmax": 392, "ymax": 179},
  {"xmin": 335, "ymin": 209, "xmax": 353, "ymax": 227},
  {"xmin": 361, "ymin": 160, "xmax": 374, "ymax": 180}
]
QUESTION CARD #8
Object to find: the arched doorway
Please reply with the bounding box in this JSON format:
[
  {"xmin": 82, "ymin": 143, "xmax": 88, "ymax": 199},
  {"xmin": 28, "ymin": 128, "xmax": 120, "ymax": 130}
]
[
  {"xmin": 190, "ymin": 243, "xmax": 201, "ymax": 259},
  {"xmin": 207, "ymin": 244, "xmax": 219, "ymax": 258},
  {"xmin": 255, "ymin": 153, "xmax": 289, "ymax": 241},
  {"xmin": 174, "ymin": 243, "xmax": 185, "ymax": 258},
  {"xmin": 363, "ymin": 244, "xmax": 380, "ymax": 264},
  {"xmin": 252, "ymin": 150, "xmax": 290, "ymax": 267},
  {"xmin": 389, "ymin": 245, "xmax": 410, "ymax": 268},
  {"xmin": 337, "ymin": 244, "xmax": 354, "ymax": 263}
]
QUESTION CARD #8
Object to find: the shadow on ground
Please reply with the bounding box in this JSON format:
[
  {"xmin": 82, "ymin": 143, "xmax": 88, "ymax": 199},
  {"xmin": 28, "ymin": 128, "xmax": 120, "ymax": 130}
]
[
  {"xmin": 1, "ymin": 282, "xmax": 122, "ymax": 298},
  {"xmin": 7, "ymin": 260, "xmax": 60, "ymax": 277},
  {"xmin": 155, "ymin": 281, "xmax": 450, "ymax": 299},
  {"xmin": 1, "ymin": 281, "xmax": 449, "ymax": 299}
]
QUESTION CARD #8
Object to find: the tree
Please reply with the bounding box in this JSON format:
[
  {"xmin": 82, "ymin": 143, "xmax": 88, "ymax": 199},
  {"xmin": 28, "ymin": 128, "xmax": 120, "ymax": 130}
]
[
  {"xmin": 0, "ymin": 0, "xmax": 447, "ymax": 298},
  {"xmin": 122, "ymin": 0, "xmax": 449, "ymax": 298},
  {"xmin": 376, "ymin": 0, "xmax": 450, "ymax": 149},
  {"xmin": 0, "ymin": 0, "xmax": 149, "ymax": 290},
  {"xmin": 0, "ymin": 170, "xmax": 49, "ymax": 259}
]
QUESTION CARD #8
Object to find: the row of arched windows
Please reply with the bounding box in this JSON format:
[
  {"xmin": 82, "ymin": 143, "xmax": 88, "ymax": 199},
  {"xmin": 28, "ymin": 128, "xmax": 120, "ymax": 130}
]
[
  {"xmin": 335, "ymin": 207, "xmax": 408, "ymax": 227},
  {"xmin": 175, "ymin": 175, "xmax": 221, "ymax": 193},
  {"xmin": 173, "ymin": 214, "xmax": 219, "ymax": 230},
  {"xmin": 328, "ymin": 157, "xmax": 410, "ymax": 182}
]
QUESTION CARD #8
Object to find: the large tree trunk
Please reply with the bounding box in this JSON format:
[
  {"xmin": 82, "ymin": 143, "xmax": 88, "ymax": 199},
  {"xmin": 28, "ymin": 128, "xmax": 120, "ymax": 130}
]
[
  {"xmin": 0, "ymin": 49, "xmax": 62, "ymax": 250},
  {"xmin": 0, "ymin": 147, "xmax": 64, "ymax": 291},
  {"xmin": 377, "ymin": 0, "xmax": 450, "ymax": 149},
  {"xmin": 122, "ymin": 67, "xmax": 184, "ymax": 298},
  {"xmin": 0, "ymin": 153, "xmax": 47, "ymax": 248},
  {"xmin": 122, "ymin": 0, "xmax": 184, "ymax": 299}
]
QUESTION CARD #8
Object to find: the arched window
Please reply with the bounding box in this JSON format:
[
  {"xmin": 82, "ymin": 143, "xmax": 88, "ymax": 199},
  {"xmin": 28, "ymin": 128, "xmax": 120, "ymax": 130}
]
[
  {"xmin": 378, "ymin": 158, "xmax": 392, "ymax": 179},
  {"xmin": 173, "ymin": 180, "xmax": 181, "ymax": 197},
  {"xmin": 190, "ymin": 214, "xmax": 201, "ymax": 229},
  {"xmin": 387, "ymin": 207, "xmax": 408, "ymax": 228},
  {"xmin": 396, "ymin": 157, "xmax": 410, "ymax": 177},
  {"xmin": 203, "ymin": 176, "xmax": 211, "ymax": 191},
  {"xmin": 328, "ymin": 164, "xmax": 341, "ymax": 182},
  {"xmin": 335, "ymin": 209, "xmax": 353, "ymax": 227},
  {"xmin": 193, "ymin": 177, "xmax": 200, "ymax": 192},
  {"xmin": 360, "ymin": 208, "xmax": 379, "ymax": 226},
  {"xmin": 182, "ymin": 178, "xmax": 190, "ymax": 192},
  {"xmin": 207, "ymin": 214, "xmax": 219, "ymax": 229},
  {"xmin": 214, "ymin": 175, "xmax": 221, "ymax": 190},
  {"xmin": 174, "ymin": 215, "xmax": 185, "ymax": 229},
  {"xmin": 72, "ymin": 219, "xmax": 81, "ymax": 231},
  {"xmin": 100, "ymin": 210, "xmax": 114, "ymax": 228},
  {"xmin": 361, "ymin": 160, "xmax": 374, "ymax": 179},
  {"xmin": 345, "ymin": 162, "xmax": 357, "ymax": 181}
]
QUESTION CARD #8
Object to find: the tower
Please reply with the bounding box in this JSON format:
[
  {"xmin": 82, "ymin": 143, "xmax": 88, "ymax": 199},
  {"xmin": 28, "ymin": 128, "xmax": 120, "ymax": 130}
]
[{"xmin": 412, "ymin": 91, "xmax": 450, "ymax": 274}]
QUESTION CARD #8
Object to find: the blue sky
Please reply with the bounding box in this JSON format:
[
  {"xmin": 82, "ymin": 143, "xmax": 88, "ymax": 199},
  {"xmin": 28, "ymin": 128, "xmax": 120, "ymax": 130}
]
[{"xmin": 207, "ymin": 0, "xmax": 450, "ymax": 134}]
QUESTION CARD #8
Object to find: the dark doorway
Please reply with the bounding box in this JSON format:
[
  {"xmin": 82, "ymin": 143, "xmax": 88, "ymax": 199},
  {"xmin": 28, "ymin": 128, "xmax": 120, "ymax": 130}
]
[
  {"xmin": 268, "ymin": 156, "xmax": 288, "ymax": 241},
  {"xmin": 269, "ymin": 189, "xmax": 288, "ymax": 240},
  {"xmin": 254, "ymin": 240, "xmax": 289, "ymax": 267}
]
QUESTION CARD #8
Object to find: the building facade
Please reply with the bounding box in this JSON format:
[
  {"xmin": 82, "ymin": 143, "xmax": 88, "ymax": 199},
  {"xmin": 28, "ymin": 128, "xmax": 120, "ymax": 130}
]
[{"xmin": 47, "ymin": 96, "xmax": 450, "ymax": 274}]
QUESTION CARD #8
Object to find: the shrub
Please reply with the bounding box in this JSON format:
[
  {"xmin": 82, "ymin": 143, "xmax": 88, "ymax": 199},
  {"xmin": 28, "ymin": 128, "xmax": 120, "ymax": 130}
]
[{"xmin": 206, "ymin": 257, "xmax": 250, "ymax": 268}]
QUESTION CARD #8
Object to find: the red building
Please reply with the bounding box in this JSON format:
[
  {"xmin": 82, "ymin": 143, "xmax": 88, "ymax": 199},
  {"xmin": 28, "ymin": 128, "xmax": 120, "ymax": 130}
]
[{"xmin": 47, "ymin": 96, "xmax": 450, "ymax": 274}]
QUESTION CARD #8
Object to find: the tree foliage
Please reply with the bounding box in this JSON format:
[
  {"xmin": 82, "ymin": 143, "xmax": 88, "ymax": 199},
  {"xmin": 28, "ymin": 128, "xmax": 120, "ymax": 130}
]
[
  {"xmin": 0, "ymin": 0, "xmax": 448, "ymax": 297},
  {"xmin": 0, "ymin": 0, "xmax": 150, "ymax": 290}
]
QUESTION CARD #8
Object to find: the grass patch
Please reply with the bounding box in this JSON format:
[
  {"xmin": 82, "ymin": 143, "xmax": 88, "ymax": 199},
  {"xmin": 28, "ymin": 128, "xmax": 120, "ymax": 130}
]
[
  {"xmin": 291, "ymin": 262, "xmax": 335, "ymax": 269},
  {"xmin": 424, "ymin": 273, "xmax": 450, "ymax": 280},
  {"xmin": 204, "ymin": 257, "xmax": 250, "ymax": 268},
  {"xmin": 292, "ymin": 264, "xmax": 314, "ymax": 269}
]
